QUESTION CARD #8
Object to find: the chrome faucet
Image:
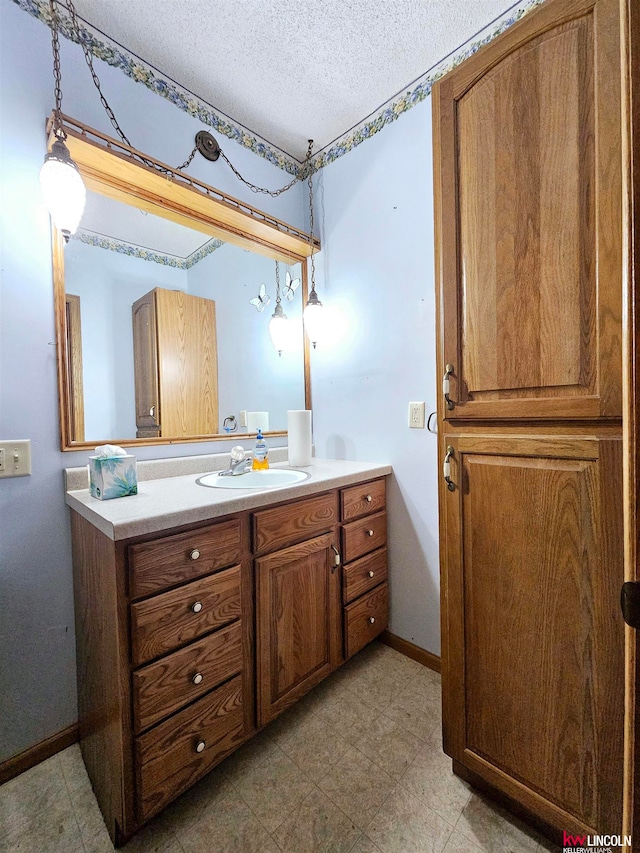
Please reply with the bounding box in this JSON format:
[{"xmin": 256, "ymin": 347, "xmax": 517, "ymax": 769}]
[{"xmin": 219, "ymin": 445, "xmax": 252, "ymax": 477}]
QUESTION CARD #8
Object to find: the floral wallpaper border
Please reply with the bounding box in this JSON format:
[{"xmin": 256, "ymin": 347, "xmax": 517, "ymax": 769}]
[
  {"xmin": 74, "ymin": 230, "xmax": 223, "ymax": 269},
  {"xmin": 13, "ymin": 0, "xmax": 302, "ymax": 175},
  {"xmin": 14, "ymin": 0, "xmax": 544, "ymax": 177},
  {"xmin": 312, "ymin": 0, "xmax": 545, "ymax": 170}
]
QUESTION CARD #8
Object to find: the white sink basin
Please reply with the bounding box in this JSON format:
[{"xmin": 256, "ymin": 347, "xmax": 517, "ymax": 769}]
[{"xmin": 197, "ymin": 468, "xmax": 310, "ymax": 490}]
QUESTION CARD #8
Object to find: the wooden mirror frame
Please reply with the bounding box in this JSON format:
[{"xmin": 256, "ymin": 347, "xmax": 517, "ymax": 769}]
[{"xmin": 51, "ymin": 115, "xmax": 318, "ymax": 451}]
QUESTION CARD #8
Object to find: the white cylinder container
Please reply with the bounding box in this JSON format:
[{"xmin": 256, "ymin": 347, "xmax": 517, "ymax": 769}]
[
  {"xmin": 247, "ymin": 411, "xmax": 269, "ymax": 432},
  {"xmin": 287, "ymin": 410, "xmax": 312, "ymax": 467}
]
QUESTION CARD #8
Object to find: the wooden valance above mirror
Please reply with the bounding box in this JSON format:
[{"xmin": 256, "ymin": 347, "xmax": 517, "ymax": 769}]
[{"xmin": 50, "ymin": 114, "xmax": 319, "ymax": 451}]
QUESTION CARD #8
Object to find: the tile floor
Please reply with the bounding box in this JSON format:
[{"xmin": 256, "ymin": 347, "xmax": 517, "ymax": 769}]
[{"xmin": 0, "ymin": 641, "xmax": 557, "ymax": 852}]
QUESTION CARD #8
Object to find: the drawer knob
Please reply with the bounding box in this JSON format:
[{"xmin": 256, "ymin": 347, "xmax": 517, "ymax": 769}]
[
  {"xmin": 195, "ymin": 740, "xmax": 206, "ymax": 753},
  {"xmin": 190, "ymin": 549, "xmax": 201, "ymax": 561},
  {"xmin": 191, "ymin": 601, "xmax": 203, "ymax": 613},
  {"xmin": 367, "ymin": 530, "xmax": 374, "ymax": 537},
  {"xmin": 369, "ymin": 616, "xmax": 376, "ymax": 624},
  {"xmin": 192, "ymin": 672, "xmax": 203, "ymax": 685},
  {"xmin": 365, "ymin": 494, "xmax": 372, "ymax": 503},
  {"xmin": 368, "ymin": 570, "xmax": 375, "ymax": 578}
]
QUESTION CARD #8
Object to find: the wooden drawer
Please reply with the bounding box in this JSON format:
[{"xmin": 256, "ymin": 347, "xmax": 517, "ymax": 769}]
[
  {"xmin": 131, "ymin": 565, "xmax": 242, "ymax": 666},
  {"xmin": 129, "ymin": 518, "xmax": 243, "ymax": 599},
  {"xmin": 132, "ymin": 621, "xmax": 242, "ymax": 733},
  {"xmin": 344, "ymin": 583, "xmax": 388, "ymax": 659},
  {"xmin": 340, "ymin": 478, "xmax": 386, "ymax": 522},
  {"xmin": 341, "ymin": 511, "xmax": 387, "ymax": 563},
  {"xmin": 136, "ymin": 674, "xmax": 245, "ymax": 822},
  {"xmin": 253, "ymin": 491, "xmax": 338, "ymax": 554},
  {"xmin": 343, "ymin": 548, "xmax": 388, "ymax": 605}
]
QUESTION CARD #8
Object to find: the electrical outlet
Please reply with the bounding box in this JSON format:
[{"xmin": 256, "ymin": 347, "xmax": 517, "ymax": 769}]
[
  {"xmin": 239, "ymin": 410, "xmax": 248, "ymax": 428},
  {"xmin": 408, "ymin": 402, "xmax": 426, "ymax": 429},
  {"xmin": 0, "ymin": 440, "xmax": 31, "ymax": 478}
]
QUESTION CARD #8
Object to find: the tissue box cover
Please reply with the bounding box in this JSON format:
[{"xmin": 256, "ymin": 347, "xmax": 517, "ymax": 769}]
[{"xmin": 89, "ymin": 455, "xmax": 138, "ymax": 500}]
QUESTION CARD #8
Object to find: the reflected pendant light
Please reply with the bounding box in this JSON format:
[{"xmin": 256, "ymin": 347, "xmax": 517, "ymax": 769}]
[
  {"xmin": 302, "ymin": 140, "xmax": 324, "ymax": 348},
  {"xmin": 39, "ymin": 0, "xmax": 86, "ymax": 241},
  {"xmin": 269, "ymin": 262, "xmax": 290, "ymax": 356}
]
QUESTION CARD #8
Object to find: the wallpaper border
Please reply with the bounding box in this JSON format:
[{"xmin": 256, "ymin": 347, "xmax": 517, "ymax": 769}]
[{"xmin": 13, "ymin": 0, "xmax": 545, "ymax": 177}]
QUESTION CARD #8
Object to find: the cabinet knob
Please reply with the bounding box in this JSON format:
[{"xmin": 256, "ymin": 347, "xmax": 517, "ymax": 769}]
[
  {"xmin": 190, "ymin": 549, "xmax": 200, "ymax": 561},
  {"xmin": 365, "ymin": 494, "xmax": 372, "ymax": 503},
  {"xmin": 192, "ymin": 672, "xmax": 203, "ymax": 685},
  {"xmin": 369, "ymin": 616, "xmax": 376, "ymax": 624},
  {"xmin": 367, "ymin": 530, "xmax": 374, "ymax": 537},
  {"xmin": 368, "ymin": 570, "xmax": 375, "ymax": 578},
  {"xmin": 195, "ymin": 740, "xmax": 206, "ymax": 753},
  {"xmin": 191, "ymin": 601, "xmax": 203, "ymax": 613}
]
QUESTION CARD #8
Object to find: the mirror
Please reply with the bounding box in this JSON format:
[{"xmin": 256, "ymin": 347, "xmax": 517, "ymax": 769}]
[{"xmin": 52, "ymin": 115, "xmax": 317, "ymax": 451}]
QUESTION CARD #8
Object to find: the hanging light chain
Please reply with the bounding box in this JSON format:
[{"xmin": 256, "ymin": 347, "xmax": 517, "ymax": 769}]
[
  {"xmin": 59, "ymin": 0, "xmax": 183, "ymax": 174},
  {"xmin": 305, "ymin": 139, "xmax": 317, "ymax": 294},
  {"xmin": 218, "ymin": 150, "xmax": 302, "ymax": 197},
  {"xmin": 48, "ymin": 0, "xmax": 64, "ymax": 136},
  {"xmin": 275, "ymin": 261, "xmax": 282, "ymax": 306},
  {"xmin": 61, "ymin": 0, "xmax": 133, "ymax": 148},
  {"xmin": 176, "ymin": 144, "xmax": 199, "ymax": 171}
]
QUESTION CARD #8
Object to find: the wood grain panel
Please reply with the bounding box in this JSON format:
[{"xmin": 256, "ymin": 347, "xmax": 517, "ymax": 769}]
[
  {"xmin": 132, "ymin": 292, "xmax": 160, "ymax": 437},
  {"xmin": 341, "ymin": 511, "xmax": 387, "ymax": 564},
  {"xmin": 459, "ymin": 20, "xmax": 590, "ymax": 396},
  {"xmin": 340, "ymin": 478, "xmax": 386, "ymax": 522},
  {"xmin": 132, "ymin": 621, "xmax": 242, "ymax": 733},
  {"xmin": 136, "ymin": 675, "xmax": 244, "ymax": 822},
  {"xmin": 437, "ymin": 0, "xmax": 622, "ymax": 420},
  {"xmin": 253, "ymin": 491, "xmax": 338, "ymax": 555},
  {"xmin": 70, "ymin": 513, "xmax": 129, "ymax": 840},
  {"xmin": 130, "ymin": 565, "xmax": 241, "ymax": 665},
  {"xmin": 344, "ymin": 583, "xmax": 388, "ymax": 659},
  {"xmin": 155, "ymin": 289, "xmax": 218, "ymax": 437},
  {"xmin": 342, "ymin": 548, "xmax": 388, "ymax": 605},
  {"xmin": 256, "ymin": 532, "xmax": 341, "ymax": 725},
  {"xmin": 64, "ymin": 294, "xmax": 85, "ymax": 442},
  {"xmin": 129, "ymin": 518, "xmax": 242, "ymax": 599},
  {"xmin": 443, "ymin": 435, "xmax": 624, "ymax": 831}
]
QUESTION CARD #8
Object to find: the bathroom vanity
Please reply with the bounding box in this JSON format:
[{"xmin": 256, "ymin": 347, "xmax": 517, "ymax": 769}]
[{"xmin": 65, "ymin": 458, "xmax": 390, "ymax": 844}]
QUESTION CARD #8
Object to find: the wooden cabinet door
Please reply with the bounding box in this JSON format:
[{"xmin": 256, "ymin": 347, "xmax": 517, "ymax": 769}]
[
  {"xmin": 155, "ymin": 289, "xmax": 219, "ymax": 437},
  {"xmin": 255, "ymin": 532, "xmax": 341, "ymax": 726},
  {"xmin": 440, "ymin": 433, "xmax": 624, "ymax": 836},
  {"xmin": 433, "ymin": 0, "xmax": 622, "ymax": 421},
  {"xmin": 132, "ymin": 291, "xmax": 160, "ymax": 437}
]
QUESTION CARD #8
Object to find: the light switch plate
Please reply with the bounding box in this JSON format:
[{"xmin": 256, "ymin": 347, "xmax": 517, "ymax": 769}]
[
  {"xmin": 239, "ymin": 410, "xmax": 248, "ymax": 428},
  {"xmin": 0, "ymin": 440, "xmax": 31, "ymax": 478},
  {"xmin": 408, "ymin": 402, "xmax": 426, "ymax": 429}
]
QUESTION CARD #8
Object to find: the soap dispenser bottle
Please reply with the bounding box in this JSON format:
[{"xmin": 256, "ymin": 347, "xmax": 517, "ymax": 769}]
[{"xmin": 252, "ymin": 429, "xmax": 269, "ymax": 470}]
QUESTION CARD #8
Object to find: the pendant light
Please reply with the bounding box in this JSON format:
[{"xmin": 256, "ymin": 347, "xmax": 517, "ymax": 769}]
[
  {"xmin": 302, "ymin": 140, "xmax": 325, "ymax": 349},
  {"xmin": 269, "ymin": 262, "xmax": 290, "ymax": 356},
  {"xmin": 39, "ymin": 0, "xmax": 86, "ymax": 241}
]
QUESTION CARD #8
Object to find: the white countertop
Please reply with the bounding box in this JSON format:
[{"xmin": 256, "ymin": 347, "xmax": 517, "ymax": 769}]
[{"xmin": 65, "ymin": 458, "xmax": 392, "ymax": 541}]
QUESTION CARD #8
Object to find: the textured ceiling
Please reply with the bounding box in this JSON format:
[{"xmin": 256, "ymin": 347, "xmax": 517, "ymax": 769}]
[{"xmin": 70, "ymin": 0, "xmax": 519, "ymax": 160}]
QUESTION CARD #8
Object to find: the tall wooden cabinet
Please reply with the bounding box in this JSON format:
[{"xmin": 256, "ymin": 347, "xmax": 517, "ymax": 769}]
[
  {"xmin": 132, "ymin": 288, "xmax": 218, "ymax": 438},
  {"xmin": 433, "ymin": 0, "xmax": 625, "ymax": 839}
]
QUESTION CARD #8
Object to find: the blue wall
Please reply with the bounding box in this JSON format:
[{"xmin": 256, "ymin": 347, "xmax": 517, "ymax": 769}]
[
  {"xmin": 310, "ymin": 102, "xmax": 440, "ymax": 653},
  {"xmin": 0, "ymin": 1, "xmax": 304, "ymax": 761}
]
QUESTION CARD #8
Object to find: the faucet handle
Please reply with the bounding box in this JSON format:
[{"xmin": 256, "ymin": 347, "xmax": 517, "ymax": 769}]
[{"xmin": 230, "ymin": 446, "xmax": 246, "ymax": 462}]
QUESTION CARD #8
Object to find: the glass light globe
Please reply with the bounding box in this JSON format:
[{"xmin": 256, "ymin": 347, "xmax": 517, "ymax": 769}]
[
  {"xmin": 303, "ymin": 292, "xmax": 325, "ymax": 348},
  {"xmin": 39, "ymin": 138, "xmax": 86, "ymax": 241},
  {"xmin": 269, "ymin": 304, "xmax": 290, "ymax": 356}
]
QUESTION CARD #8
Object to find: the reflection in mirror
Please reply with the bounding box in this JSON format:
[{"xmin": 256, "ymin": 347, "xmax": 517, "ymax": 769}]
[{"xmin": 63, "ymin": 190, "xmax": 304, "ymax": 443}]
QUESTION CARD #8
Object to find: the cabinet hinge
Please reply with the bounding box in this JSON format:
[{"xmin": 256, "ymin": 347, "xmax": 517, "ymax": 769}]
[{"xmin": 621, "ymin": 582, "xmax": 640, "ymax": 629}]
